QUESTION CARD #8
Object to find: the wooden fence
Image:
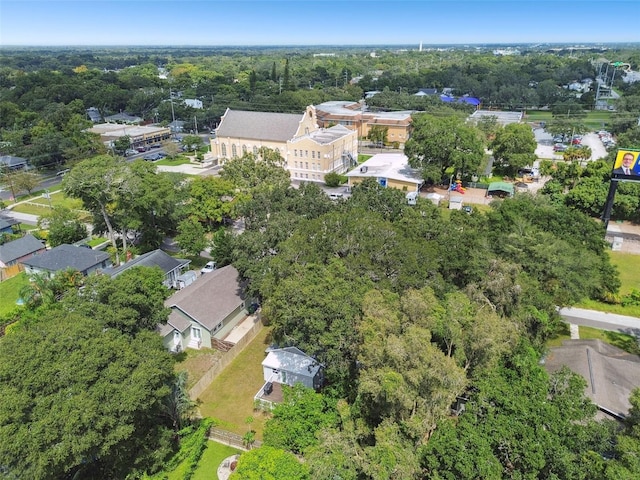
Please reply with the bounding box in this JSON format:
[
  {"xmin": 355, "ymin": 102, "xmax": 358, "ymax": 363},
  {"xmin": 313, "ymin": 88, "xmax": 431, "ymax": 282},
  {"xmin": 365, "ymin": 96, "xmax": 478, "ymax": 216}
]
[
  {"xmin": 0, "ymin": 263, "xmax": 23, "ymax": 282},
  {"xmin": 189, "ymin": 317, "xmax": 264, "ymax": 400},
  {"xmin": 208, "ymin": 427, "xmax": 262, "ymax": 450}
]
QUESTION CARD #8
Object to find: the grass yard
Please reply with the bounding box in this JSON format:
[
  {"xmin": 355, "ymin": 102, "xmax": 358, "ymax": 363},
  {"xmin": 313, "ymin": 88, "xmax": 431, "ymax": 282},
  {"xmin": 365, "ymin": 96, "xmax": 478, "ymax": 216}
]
[
  {"xmin": 196, "ymin": 326, "xmax": 273, "ymax": 439},
  {"xmin": 575, "ymin": 251, "xmax": 640, "ymax": 318},
  {"xmin": 156, "ymin": 156, "xmax": 193, "ymax": 166},
  {"xmin": 191, "ymin": 441, "xmax": 241, "ymax": 480},
  {"xmin": 176, "ymin": 348, "xmax": 225, "ymax": 389},
  {"xmin": 0, "ymin": 272, "xmax": 29, "ymax": 316}
]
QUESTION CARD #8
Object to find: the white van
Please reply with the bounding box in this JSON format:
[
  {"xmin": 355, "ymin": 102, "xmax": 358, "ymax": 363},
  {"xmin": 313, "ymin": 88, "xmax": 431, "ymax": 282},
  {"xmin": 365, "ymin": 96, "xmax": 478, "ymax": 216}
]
[{"xmin": 329, "ymin": 193, "xmax": 344, "ymax": 200}]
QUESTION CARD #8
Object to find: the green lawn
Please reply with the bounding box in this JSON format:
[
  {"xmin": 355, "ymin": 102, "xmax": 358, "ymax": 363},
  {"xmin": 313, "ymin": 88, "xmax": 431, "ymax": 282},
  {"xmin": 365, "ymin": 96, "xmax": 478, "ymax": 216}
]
[
  {"xmin": 191, "ymin": 441, "xmax": 240, "ymax": 480},
  {"xmin": 575, "ymin": 251, "xmax": 640, "ymax": 317},
  {"xmin": 524, "ymin": 110, "xmax": 613, "ymax": 131},
  {"xmin": 0, "ymin": 272, "xmax": 29, "ymax": 316},
  {"xmin": 547, "ymin": 323, "xmax": 640, "ymax": 355},
  {"xmin": 156, "ymin": 156, "xmax": 193, "ymax": 166},
  {"xmin": 195, "ymin": 326, "xmax": 273, "ymax": 439}
]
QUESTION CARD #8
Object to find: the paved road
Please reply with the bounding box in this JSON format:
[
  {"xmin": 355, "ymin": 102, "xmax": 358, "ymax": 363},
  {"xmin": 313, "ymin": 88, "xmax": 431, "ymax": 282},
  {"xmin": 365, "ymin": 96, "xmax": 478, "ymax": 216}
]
[{"xmin": 559, "ymin": 307, "xmax": 640, "ymax": 337}]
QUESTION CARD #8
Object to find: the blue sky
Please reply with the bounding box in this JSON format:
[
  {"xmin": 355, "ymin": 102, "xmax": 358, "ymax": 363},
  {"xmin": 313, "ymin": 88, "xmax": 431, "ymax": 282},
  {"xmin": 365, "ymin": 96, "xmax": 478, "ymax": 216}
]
[{"xmin": 1, "ymin": 1, "xmax": 638, "ymax": 46}]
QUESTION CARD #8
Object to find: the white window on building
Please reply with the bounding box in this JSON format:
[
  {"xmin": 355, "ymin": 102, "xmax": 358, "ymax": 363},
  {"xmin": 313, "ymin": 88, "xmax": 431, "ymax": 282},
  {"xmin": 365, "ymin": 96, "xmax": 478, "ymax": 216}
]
[
  {"xmin": 294, "ymin": 161, "xmax": 298, "ymax": 168},
  {"xmin": 294, "ymin": 149, "xmax": 298, "ymax": 157},
  {"xmin": 253, "ymin": 146, "xmax": 259, "ymax": 155},
  {"xmin": 221, "ymin": 144, "xmax": 227, "ymax": 156},
  {"xmin": 242, "ymin": 144, "xmax": 247, "ymax": 155},
  {"xmin": 232, "ymin": 144, "xmax": 237, "ymax": 157},
  {"xmin": 305, "ymin": 162, "xmax": 308, "ymax": 169},
  {"xmin": 312, "ymin": 151, "xmax": 315, "ymax": 159}
]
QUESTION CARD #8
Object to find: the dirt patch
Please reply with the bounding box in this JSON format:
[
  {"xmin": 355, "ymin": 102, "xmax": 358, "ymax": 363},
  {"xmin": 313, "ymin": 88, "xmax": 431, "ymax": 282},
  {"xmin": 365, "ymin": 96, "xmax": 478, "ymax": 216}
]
[{"xmin": 177, "ymin": 349, "xmax": 225, "ymax": 389}]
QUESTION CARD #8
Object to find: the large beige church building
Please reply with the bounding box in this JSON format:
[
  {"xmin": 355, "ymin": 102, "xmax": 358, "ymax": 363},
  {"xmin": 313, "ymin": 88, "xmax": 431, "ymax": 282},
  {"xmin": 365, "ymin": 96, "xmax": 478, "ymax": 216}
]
[{"xmin": 210, "ymin": 106, "xmax": 358, "ymax": 182}]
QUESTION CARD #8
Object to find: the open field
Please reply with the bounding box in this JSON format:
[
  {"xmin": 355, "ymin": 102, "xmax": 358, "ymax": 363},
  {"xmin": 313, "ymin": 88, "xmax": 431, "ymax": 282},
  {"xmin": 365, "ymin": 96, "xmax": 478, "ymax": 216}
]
[{"xmin": 195, "ymin": 326, "xmax": 273, "ymax": 439}]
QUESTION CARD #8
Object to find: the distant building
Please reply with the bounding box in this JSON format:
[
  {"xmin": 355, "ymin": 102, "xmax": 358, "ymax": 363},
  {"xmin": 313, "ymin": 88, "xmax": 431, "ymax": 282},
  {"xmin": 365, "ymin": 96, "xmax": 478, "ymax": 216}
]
[
  {"xmin": 211, "ymin": 106, "xmax": 358, "ymax": 182},
  {"xmin": 314, "ymin": 101, "xmax": 412, "ymax": 147},
  {"xmin": 88, "ymin": 123, "xmax": 171, "ymax": 150},
  {"xmin": 346, "ymin": 153, "xmax": 423, "ymax": 192},
  {"xmin": 468, "ymin": 109, "xmax": 523, "ymax": 126},
  {"xmin": 183, "ymin": 99, "xmax": 203, "ymax": 109},
  {"xmin": 86, "ymin": 107, "xmax": 102, "ymax": 123},
  {"xmin": 0, "ymin": 155, "xmax": 28, "ymax": 170},
  {"xmin": 103, "ymin": 112, "xmax": 143, "ymax": 124}
]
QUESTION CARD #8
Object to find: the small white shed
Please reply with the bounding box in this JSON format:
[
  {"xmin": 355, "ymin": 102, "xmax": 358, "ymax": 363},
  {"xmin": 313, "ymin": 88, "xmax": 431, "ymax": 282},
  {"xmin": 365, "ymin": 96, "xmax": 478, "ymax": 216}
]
[
  {"xmin": 262, "ymin": 347, "xmax": 324, "ymax": 390},
  {"xmin": 449, "ymin": 195, "xmax": 464, "ymax": 210}
]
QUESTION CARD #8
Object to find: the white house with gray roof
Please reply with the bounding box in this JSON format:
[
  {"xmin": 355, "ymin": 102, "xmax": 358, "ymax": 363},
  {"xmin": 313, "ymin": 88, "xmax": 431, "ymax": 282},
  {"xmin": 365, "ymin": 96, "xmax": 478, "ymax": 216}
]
[
  {"xmin": 346, "ymin": 153, "xmax": 423, "ymax": 192},
  {"xmin": 210, "ymin": 106, "xmax": 358, "ymax": 183},
  {"xmin": 103, "ymin": 249, "xmax": 190, "ymax": 289}
]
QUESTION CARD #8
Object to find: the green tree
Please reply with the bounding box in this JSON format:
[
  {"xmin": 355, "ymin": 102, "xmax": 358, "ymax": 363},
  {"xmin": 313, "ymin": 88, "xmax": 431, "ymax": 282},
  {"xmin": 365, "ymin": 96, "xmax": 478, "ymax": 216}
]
[
  {"xmin": 230, "ymin": 446, "xmax": 310, "ymax": 480},
  {"xmin": 61, "ymin": 266, "xmax": 171, "ymax": 335},
  {"xmin": 62, "ymin": 156, "xmax": 125, "ymax": 263},
  {"xmin": 10, "ymin": 170, "xmax": 40, "ymax": 195},
  {"xmin": 264, "ymin": 384, "xmax": 338, "ymax": 454},
  {"xmin": 175, "ymin": 217, "xmax": 208, "ymax": 255},
  {"xmin": 181, "ymin": 134, "xmax": 203, "ymax": 151},
  {"xmin": 490, "ymin": 123, "xmax": 537, "ymax": 177},
  {"xmin": 186, "ymin": 175, "xmax": 236, "ymax": 228},
  {"xmin": 368, "ymin": 125, "xmax": 388, "ymax": 146},
  {"xmin": 324, "ymin": 171, "xmax": 342, "ymax": 187},
  {"xmin": 405, "ymin": 113, "xmax": 485, "ymax": 183},
  {"xmin": 112, "ymin": 134, "xmax": 131, "ymax": 155},
  {"xmin": 38, "ymin": 205, "xmax": 87, "ymax": 247},
  {"xmin": 0, "ymin": 313, "xmax": 175, "ymax": 479}
]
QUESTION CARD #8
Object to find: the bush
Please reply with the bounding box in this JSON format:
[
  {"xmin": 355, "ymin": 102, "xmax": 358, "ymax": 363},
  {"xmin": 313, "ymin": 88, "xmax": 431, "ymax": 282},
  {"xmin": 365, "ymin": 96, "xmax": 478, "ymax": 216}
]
[{"xmin": 324, "ymin": 172, "xmax": 342, "ymax": 187}]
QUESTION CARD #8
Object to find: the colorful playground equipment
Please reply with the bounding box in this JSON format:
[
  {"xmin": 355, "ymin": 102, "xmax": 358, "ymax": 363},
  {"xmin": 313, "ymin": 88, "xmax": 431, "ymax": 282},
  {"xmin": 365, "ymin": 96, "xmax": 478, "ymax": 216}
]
[{"xmin": 450, "ymin": 180, "xmax": 466, "ymax": 194}]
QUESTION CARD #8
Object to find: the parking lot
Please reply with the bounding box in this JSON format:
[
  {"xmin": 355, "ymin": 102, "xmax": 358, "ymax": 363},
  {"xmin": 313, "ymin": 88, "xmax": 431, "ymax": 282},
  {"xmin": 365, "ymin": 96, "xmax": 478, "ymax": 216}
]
[{"xmin": 534, "ymin": 128, "xmax": 608, "ymax": 162}]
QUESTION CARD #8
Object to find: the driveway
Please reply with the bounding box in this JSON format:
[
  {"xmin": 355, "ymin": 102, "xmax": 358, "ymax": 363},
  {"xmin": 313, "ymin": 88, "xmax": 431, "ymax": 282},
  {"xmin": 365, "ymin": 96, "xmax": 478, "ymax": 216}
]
[
  {"xmin": 581, "ymin": 133, "xmax": 608, "ymax": 161},
  {"xmin": 559, "ymin": 307, "xmax": 640, "ymax": 337}
]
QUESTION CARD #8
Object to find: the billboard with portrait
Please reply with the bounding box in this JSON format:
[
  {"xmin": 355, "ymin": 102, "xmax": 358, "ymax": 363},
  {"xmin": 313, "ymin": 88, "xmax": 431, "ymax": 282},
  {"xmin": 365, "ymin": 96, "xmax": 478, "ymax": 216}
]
[{"xmin": 611, "ymin": 149, "xmax": 640, "ymax": 181}]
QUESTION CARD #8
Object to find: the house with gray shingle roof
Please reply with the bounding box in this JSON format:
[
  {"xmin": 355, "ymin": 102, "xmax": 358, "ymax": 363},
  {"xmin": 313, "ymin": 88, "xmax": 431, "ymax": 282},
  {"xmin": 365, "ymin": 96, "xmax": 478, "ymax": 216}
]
[
  {"xmin": 21, "ymin": 244, "xmax": 111, "ymax": 277},
  {"xmin": 103, "ymin": 249, "xmax": 190, "ymax": 289},
  {"xmin": 158, "ymin": 265, "xmax": 251, "ymax": 352},
  {"xmin": 210, "ymin": 106, "xmax": 358, "ymax": 183},
  {"xmin": 0, "ymin": 234, "xmax": 46, "ymax": 268},
  {"xmin": 0, "ymin": 217, "xmax": 20, "ymax": 234},
  {"xmin": 0, "ymin": 155, "xmax": 28, "ymax": 170}
]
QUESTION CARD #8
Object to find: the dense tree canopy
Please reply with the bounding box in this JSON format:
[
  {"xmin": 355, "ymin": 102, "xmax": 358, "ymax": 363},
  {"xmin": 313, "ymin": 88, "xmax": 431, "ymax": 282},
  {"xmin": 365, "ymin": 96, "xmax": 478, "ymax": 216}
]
[{"xmin": 0, "ymin": 313, "xmax": 175, "ymax": 479}]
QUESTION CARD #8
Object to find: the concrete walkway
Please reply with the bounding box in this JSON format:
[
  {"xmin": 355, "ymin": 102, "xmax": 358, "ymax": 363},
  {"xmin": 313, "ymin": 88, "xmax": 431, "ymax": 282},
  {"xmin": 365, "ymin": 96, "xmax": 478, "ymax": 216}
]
[{"xmin": 559, "ymin": 307, "xmax": 640, "ymax": 337}]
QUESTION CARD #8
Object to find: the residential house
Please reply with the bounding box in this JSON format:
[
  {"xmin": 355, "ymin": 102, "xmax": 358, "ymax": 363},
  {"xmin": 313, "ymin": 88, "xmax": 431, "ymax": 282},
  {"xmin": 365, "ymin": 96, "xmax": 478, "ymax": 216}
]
[
  {"xmin": 183, "ymin": 99, "xmax": 203, "ymax": 109},
  {"xmin": 211, "ymin": 106, "xmax": 358, "ymax": 182},
  {"xmin": 0, "ymin": 217, "xmax": 20, "ymax": 235},
  {"xmin": 0, "ymin": 234, "xmax": 46, "ymax": 268},
  {"xmin": 86, "ymin": 107, "xmax": 102, "ymax": 123},
  {"xmin": 0, "ymin": 155, "xmax": 28, "ymax": 170},
  {"xmin": 21, "ymin": 244, "xmax": 112, "ymax": 277},
  {"xmin": 314, "ymin": 101, "xmax": 412, "ymax": 147},
  {"xmin": 544, "ymin": 339, "xmax": 640, "ymax": 419},
  {"xmin": 103, "ymin": 112, "xmax": 142, "ymax": 124},
  {"xmin": 346, "ymin": 153, "xmax": 423, "ymax": 192},
  {"xmin": 103, "ymin": 249, "xmax": 190, "ymax": 289},
  {"xmin": 158, "ymin": 265, "xmax": 251, "ymax": 352},
  {"xmin": 261, "ymin": 346, "xmax": 324, "ymax": 390}
]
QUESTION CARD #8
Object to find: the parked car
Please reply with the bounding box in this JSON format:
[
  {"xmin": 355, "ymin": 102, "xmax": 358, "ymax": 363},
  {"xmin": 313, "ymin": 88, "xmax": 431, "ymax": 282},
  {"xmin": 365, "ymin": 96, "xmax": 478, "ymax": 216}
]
[
  {"xmin": 125, "ymin": 149, "xmax": 138, "ymax": 156},
  {"xmin": 200, "ymin": 261, "xmax": 216, "ymax": 274},
  {"xmin": 136, "ymin": 146, "xmax": 149, "ymax": 153},
  {"xmin": 553, "ymin": 143, "xmax": 567, "ymax": 152},
  {"xmin": 143, "ymin": 153, "xmax": 163, "ymax": 161}
]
